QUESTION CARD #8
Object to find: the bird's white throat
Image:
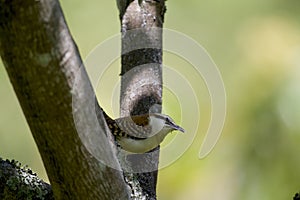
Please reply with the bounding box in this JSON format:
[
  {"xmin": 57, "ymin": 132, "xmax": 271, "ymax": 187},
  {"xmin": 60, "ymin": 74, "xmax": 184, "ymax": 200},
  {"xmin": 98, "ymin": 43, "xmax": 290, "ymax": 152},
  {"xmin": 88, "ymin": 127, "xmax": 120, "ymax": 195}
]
[{"xmin": 149, "ymin": 115, "xmax": 165, "ymax": 132}]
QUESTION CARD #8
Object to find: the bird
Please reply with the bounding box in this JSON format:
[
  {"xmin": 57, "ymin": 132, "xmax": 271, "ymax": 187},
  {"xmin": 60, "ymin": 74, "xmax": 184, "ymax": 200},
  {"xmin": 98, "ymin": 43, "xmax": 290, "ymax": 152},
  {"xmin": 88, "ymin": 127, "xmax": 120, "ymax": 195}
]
[{"xmin": 101, "ymin": 108, "xmax": 185, "ymax": 153}]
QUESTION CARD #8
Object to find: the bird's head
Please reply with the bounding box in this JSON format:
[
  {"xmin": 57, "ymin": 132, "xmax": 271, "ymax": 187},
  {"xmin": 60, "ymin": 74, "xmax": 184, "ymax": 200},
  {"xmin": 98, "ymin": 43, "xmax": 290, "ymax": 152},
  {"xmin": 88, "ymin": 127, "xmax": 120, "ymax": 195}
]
[{"xmin": 149, "ymin": 113, "xmax": 185, "ymax": 136}]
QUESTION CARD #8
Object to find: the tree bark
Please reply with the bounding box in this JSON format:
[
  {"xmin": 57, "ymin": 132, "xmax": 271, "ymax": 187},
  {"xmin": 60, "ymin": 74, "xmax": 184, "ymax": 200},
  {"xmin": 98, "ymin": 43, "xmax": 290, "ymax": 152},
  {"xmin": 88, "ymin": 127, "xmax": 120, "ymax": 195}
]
[
  {"xmin": 117, "ymin": 0, "xmax": 166, "ymax": 199},
  {"xmin": 0, "ymin": 1, "xmax": 129, "ymax": 199},
  {"xmin": 0, "ymin": 158, "xmax": 54, "ymax": 200}
]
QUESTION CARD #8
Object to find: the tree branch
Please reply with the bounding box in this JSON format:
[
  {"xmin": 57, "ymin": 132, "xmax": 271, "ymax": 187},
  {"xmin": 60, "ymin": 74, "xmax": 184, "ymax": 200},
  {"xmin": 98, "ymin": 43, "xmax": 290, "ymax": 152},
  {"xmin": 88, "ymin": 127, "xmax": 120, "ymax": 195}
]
[{"xmin": 0, "ymin": 0, "xmax": 129, "ymax": 199}]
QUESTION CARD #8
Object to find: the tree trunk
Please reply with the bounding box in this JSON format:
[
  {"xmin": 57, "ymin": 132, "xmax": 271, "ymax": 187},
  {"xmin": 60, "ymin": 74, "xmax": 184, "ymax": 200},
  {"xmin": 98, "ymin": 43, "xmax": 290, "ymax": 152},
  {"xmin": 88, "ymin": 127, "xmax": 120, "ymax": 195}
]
[{"xmin": 117, "ymin": 0, "xmax": 166, "ymax": 199}]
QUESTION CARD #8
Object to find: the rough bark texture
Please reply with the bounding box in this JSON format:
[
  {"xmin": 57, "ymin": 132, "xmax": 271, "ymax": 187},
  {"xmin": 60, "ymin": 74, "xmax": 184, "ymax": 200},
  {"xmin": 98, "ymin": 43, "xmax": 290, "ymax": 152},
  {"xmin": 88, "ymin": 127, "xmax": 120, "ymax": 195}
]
[
  {"xmin": 117, "ymin": 0, "xmax": 166, "ymax": 199},
  {"xmin": 0, "ymin": 1, "xmax": 129, "ymax": 199},
  {"xmin": 0, "ymin": 158, "xmax": 54, "ymax": 200}
]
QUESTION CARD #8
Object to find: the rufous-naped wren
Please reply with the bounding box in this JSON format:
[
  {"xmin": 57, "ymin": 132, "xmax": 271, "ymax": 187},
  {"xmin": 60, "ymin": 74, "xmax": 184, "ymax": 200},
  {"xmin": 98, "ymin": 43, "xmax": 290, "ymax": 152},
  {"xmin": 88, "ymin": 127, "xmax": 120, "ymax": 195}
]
[{"xmin": 101, "ymin": 109, "xmax": 185, "ymax": 153}]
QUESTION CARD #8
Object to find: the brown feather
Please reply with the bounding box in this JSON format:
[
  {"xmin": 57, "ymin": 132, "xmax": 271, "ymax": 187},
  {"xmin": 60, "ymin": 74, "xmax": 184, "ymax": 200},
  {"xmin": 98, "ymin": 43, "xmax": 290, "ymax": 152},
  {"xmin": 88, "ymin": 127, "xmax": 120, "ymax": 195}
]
[
  {"xmin": 101, "ymin": 108, "xmax": 150, "ymax": 139},
  {"xmin": 129, "ymin": 114, "xmax": 150, "ymax": 126}
]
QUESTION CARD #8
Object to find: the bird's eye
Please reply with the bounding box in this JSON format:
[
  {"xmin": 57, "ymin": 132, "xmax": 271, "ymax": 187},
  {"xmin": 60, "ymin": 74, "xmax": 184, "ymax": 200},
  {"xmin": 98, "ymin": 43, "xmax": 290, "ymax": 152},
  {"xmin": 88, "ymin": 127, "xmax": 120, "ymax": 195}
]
[{"xmin": 165, "ymin": 117, "xmax": 170, "ymax": 123}]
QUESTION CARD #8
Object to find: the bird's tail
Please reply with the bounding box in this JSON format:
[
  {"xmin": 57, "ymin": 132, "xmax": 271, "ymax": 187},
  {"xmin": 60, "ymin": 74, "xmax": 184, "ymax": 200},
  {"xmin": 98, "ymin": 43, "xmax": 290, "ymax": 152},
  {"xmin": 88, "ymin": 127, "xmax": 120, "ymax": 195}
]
[
  {"xmin": 100, "ymin": 107, "xmax": 115, "ymax": 125},
  {"xmin": 94, "ymin": 98, "xmax": 115, "ymax": 125}
]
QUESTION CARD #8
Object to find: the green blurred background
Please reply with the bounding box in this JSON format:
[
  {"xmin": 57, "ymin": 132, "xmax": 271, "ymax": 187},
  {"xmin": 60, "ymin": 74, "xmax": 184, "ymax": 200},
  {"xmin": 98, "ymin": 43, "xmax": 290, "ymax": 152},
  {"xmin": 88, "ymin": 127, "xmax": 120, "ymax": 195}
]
[{"xmin": 1, "ymin": 0, "xmax": 300, "ymax": 199}]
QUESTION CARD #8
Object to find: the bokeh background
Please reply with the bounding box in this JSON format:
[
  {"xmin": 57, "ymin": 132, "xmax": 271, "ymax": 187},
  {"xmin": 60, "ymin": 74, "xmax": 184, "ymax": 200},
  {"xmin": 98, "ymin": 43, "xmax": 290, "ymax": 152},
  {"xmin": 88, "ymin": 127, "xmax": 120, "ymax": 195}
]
[{"xmin": 1, "ymin": 0, "xmax": 300, "ymax": 199}]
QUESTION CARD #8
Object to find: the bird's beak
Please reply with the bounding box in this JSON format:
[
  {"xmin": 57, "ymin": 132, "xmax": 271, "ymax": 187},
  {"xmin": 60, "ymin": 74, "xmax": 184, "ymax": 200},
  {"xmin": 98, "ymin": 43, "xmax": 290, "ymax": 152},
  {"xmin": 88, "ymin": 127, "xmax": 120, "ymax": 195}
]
[
  {"xmin": 166, "ymin": 120, "xmax": 185, "ymax": 133},
  {"xmin": 174, "ymin": 124, "xmax": 185, "ymax": 133}
]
